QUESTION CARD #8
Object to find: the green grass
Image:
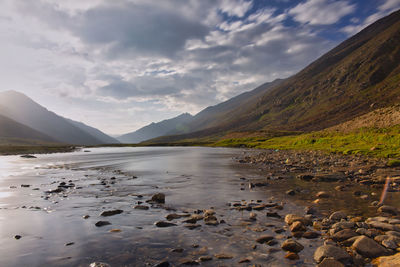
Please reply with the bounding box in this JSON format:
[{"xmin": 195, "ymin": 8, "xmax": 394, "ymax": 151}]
[
  {"xmin": 213, "ymin": 125, "xmax": 400, "ymax": 158},
  {"xmin": 0, "ymin": 145, "xmax": 76, "ymax": 155}
]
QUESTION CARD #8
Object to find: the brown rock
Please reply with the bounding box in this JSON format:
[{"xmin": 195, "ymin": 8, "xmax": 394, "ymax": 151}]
[
  {"xmin": 372, "ymin": 253, "xmax": 400, "ymax": 267},
  {"xmin": 281, "ymin": 239, "xmax": 304, "ymax": 253},
  {"xmin": 285, "ymin": 252, "xmax": 299, "ymax": 260},
  {"xmin": 352, "ymin": 235, "xmax": 389, "ymax": 258},
  {"xmin": 290, "ymin": 221, "xmax": 307, "ymax": 232},
  {"xmin": 256, "ymin": 235, "xmax": 274, "ymax": 244},
  {"xmin": 317, "ymin": 258, "xmax": 345, "ymax": 267}
]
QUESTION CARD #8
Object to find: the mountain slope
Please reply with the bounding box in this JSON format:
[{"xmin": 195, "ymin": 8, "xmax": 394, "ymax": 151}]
[
  {"xmin": 66, "ymin": 119, "xmax": 119, "ymax": 144},
  {"xmin": 149, "ymin": 9, "xmax": 400, "ymax": 143},
  {"xmin": 0, "ymin": 113, "xmax": 57, "ymax": 144},
  {"xmin": 118, "ymin": 113, "xmax": 193, "ymax": 143},
  {"xmin": 0, "ymin": 91, "xmax": 110, "ymax": 145}
]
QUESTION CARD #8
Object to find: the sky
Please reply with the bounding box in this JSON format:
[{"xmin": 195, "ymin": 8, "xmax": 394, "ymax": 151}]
[{"xmin": 0, "ymin": 0, "xmax": 399, "ymax": 136}]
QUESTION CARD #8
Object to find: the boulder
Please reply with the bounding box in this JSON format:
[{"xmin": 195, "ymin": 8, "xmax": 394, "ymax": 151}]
[
  {"xmin": 290, "ymin": 221, "xmax": 307, "ymax": 232},
  {"xmin": 378, "ymin": 205, "xmax": 398, "ymax": 215},
  {"xmin": 281, "ymin": 239, "xmax": 304, "ymax": 253},
  {"xmin": 329, "ymin": 211, "xmax": 347, "ymax": 221},
  {"xmin": 285, "ymin": 214, "xmax": 311, "ymax": 225},
  {"xmin": 151, "ymin": 193, "xmax": 165, "ymax": 203},
  {"xmin": 314, "ymin": 245, "xmax": 351, "ymax": 264},
  {"xmin": 372, "ymin": 253, "xmax": 400, "ymax": 267},
  {"xmin": 317, "ymin": 258, "xmax": 345, "ymax": 267},
  {"xmin": 332, "ymin": 229, "xmax": 358, "ymax": 242},
  {"xmin": 352, "ymin": 236, "xmax": 389, "ymax": 258}
]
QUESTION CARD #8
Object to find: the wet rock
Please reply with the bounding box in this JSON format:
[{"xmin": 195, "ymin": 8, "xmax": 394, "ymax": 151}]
[
  {"xmin": 316, "ymin": 191, "xmax": 330, "ymax": 198},
  {"xmin": 214, "ymin": 253, "xmax": 233, "ymax": 259},
  {"xmin": 95, "ymin": 221, "xmax": 111, "ymax": 227},
  {"xmin": 314, "ymin": 245, "xmax": 351, "ymax": 264},
  {"xmin": 83, "ymin": 215, "xmax": 90, "ymax": 219},
  {"xmin": 171, "ymin": 248, "xmax": 184, "ymax": 253},
  {"xmin": 285, "ymin": 252, "xmax": 299, "ymax": 260},
  {"xmin": 281, "ymin": 239, "xmax": 304, "ymax": 253},
  {"xmin": 14, "ymin": 235, "xmax": 21, "ymax": 240},
  {"xmin": 317, "ymin": 258, "xmax": 345, "ymax": 267},
  {"xmin": 329, "ymin": 211, "xmax": 347, "ymax": 221},
  {"xmin": 109, "ymin": 229, "xmax": 121, "ymax": 233},
  {"xmin": 89, "ymin": 262, "xmax": 111, "ymax": 267},
  {"xmin": 180, "ymin": 259, "xmax": 199, "ymax": 265},
  {"xmin": 151, "ymin": 193, "xmax": 165, "ymax": 203},
  {"xmin": 20, "ymin": 155, "xmax": 36, "ymax": 158},
  {"xmin": 134, "ymin": 205, "xmax": 149, "ymax": 210},
  {"xmin": 199, "ymin": 256, "xmax": 212, "ymax": 262},
  {"xmin": 249, "ymin": 212, "xmax": 257, "ymax": 220},
  {"xmin": 290, "ymin": 221, "xmax": 306, "ymax": 232},
  {"xmin": 297, "ymin": 174, "xmax": 314, "ymax": 181},
  {"xmin": 238, "ymin": 258, "xmax": 251, "ymax": 263},
  {"xmin": 368, "ymin": 221, "xmax": 400, "ymax": 232},
  {"xmin": 100, "ymin": 209, "xmax": 123, "ymax": 217},
  {"xmin": 267, "ymin": 240, "xmax": 278, "ymax": 246},
  {"xmin": 184, "ymin": 224, "xmax": 201, "ymax": 230},
  {"xmin": 378, "ymin": 205, "xmax": 398, "ymax": 215},
  {"xmin": 285, "ymin": 214, "xmax": 311, "ymax": 225},
  {"xmin": 332, "ymin": 229, "xmax": 358, "ymax": 242},
  {"xmin": 352, "ymin": 235, "xmax": 389, "ymax": 258},
  {"xmin": 303, "ymin": 231, "xmax": 320, "ymax": 239},
  {"xmin": 372, "ymin": 252, "xmax": 400, "ymax": 267},
  {"xmin": 155, "ymin": 221, "xmax": 177, "ymax": 227},
  {"xmin": 21, "ymin": 184, "xmax": 30, "ymax": 188},
  {"xmin": 154, "ymin": 262, "xmax": 170, "ymax": 267},
  {"xmin": 256, "ymin": 235, "xmax": 274, "ymax": 244},
  {"xmin": 286, "ymin": 189, "xmax": 296, "ymax": 196},
  {"xmin": 252, "ymin": 205, "xmax": 266, "ymax": 211},
  {"xmin": 65, "ymin": 242, "xmax": 74, "ymax": 246},
  {"xmin": 266, "ymin": 212, "xmax": 281, "ymax": 218},
  {"xmin": 166, "ymin": 213, "xmax": 189, "ymax": 220},
  {"xmin": 305, "ymin": 206, "xmax": 318, "ymax": 215}
]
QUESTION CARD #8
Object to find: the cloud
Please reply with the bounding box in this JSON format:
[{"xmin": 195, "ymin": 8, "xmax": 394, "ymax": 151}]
[
  {"xmin": 289, "ymin": 0, "xmax": 355, "ymax": 25},
  {"xmin": 220, "ymin": 0, "xmax": 253, "ymax": 18}
]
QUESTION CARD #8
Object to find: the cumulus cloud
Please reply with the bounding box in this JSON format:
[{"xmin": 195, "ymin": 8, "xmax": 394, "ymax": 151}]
[
  {"xmin": 289, "ymin": 0, "xmax": 355, "ymax": 25},
  {"xmin": 2, "ymin": 0, "xmax": 382, "ymax": 134}
]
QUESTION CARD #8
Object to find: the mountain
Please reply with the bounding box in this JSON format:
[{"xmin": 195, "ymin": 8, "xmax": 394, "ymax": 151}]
[
  {"xmin": 148, "ymin": 9, "xmax": 400, "ymax": 143},
  {"xmin": 0, "ymin": 113, "xmax": 57, "ymax": 145},
  {"xmin": 118, "ymin": 113, "xmax": 193, "ymax": 143},
  {"xmin": 0, "ymin": 91, "xmax": 117, "ymax": 145},
  {"xmin": 66, "ymin": 118, "xmax": 119, "ymax": 144}
]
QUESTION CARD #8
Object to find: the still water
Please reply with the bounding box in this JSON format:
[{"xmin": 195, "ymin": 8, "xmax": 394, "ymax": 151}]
[{"xmin": 0, "ymin": 147, "xmax": 314, "ymax": 267}]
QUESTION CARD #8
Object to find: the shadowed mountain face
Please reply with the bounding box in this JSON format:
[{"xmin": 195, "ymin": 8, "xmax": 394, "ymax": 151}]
[
  {"xmin": 0, "ymin": 91, "xmax": 117, "ymax": 145},
  {"xmin": 66, "ymin": 119, "xmax": 119, "ymax": 144},
  {"xmin": 0, "ymin": 113, "xmax": 57, "ymax": 144},
  {"xmin": 118, "ymin": 113, "xmax": 193, "ymax": 143},
  {"xmin": 148, "ymin": 9, "xmax": 400, "ymax": 143}
]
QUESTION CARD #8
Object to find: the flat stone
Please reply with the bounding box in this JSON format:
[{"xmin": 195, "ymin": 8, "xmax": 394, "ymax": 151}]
[
  {"xmin": 285, "ymin": 214, "xmax": 311, "ymax": 225},
  {"xmin": 198, "ymin": 256, "xmax": 212, "ymax": 262},
  {"xmin": 378, "ymin": 205, "xmax": 398, "ymax": 215},
  {"xmin": 95, "ymin": 221, "xmax": 111, "ymax": 227},
  {"xmin": 134, "ymin": 205, "xmax": 149, "ymax": 210},
  {"xmin": 214, "ymin": 253, "xmax": 233, "ymax": 259},
  {"xmin": 184, "ymin": 224, "xmax": 201, "ymax": 230},
  {"xmin": 285, "ymin": 252, "xmax": 299, "ymax": 260},
  {"xmin": 352, "ymin": 235, "xmax": 389, "ymax": 258},
  {"xmin": 314, "ymin": 245, "xmax": 351, "ymax": 264},
  {"xmin": 317, "ymin": 258, "xmax": 345, "ymax": 267},
  {"xmin": 329, "ymin": 211, "xmax": 347, "ymax": 221},
  {"xmin": 290, "ymin": 221, "xmax": 306, "ymax": 232},
  {"xmin": 154, "ymin": 262, "xmax": 170, "ymax": 267},
  {"xmin": 155, "ymin": 221, "xmax": 177, "ymax": 227},
  {"xmin": 368, "ymin": 221, "xmax": 400, "ymax": 232},
  {"xmin": 281, "ymin": 239, "xmax": 304, "ymax": 253},
  {"xmin": 332, "ymin": 229, "xmax": 358, "ymax": 242},
  {"xmin": 372, "ymin": 252, "xmax": 400, "ymax": 267},
  {"xmin": 100, "ymin": 209, "xmax": 123, "ymax": 217},
  {"xmin": 89, "ymin": 262, "xmax": 111, "ymax": 267},
  {"xmin": 256, "ymin": 235, "xmax": 274, "ymax": 243},
  {"xmin": 151, "ymin": 193, "xmax": 165, "ymax": 203},
  {"xmin": 316, "ymin": 191, "xmax": 330, "ymax": 198},
  {"xmin": 303, "ymin": 231, "xmax": 320, "ymax": 239},
  {"xmin": 166, "ymin": 213, "xmax": 189, "ymax": 220}
]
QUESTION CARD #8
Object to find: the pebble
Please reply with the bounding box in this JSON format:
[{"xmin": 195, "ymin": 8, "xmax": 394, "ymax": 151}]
[
  {"xmin": 95, "ymin": 221, "xmax": 111, "ymax": 227},
  {"xmin": 281, "ymin": 239, "xmax": 304, "ymax": 253}
]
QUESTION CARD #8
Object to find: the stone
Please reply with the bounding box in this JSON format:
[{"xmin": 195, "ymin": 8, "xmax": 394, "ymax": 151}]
[
  {"xmin": 317, "ymin": 258, "xmax": 345, "ymax": 267},
  {"xmin": 290, "ymin": 221, "xmax": 306, "ymax": 232},
  {"xmin": 171, "ymin": 248, "xmax": 184, "ymax": 253},
  {"xmin": 20, "ymin": 155, "xmax": 36, "ymax": 158},
  {"xmin": 281, "ymin": 239, "xmax": 304, "ymax": 253},
  {"xmin": 100, "ymin": 209, "xmax": 123, "ymax": 217},
  {"xmin": 155, "ymin": 221, "xmax": 177, "ymax": 227},
  {"xmin": 303, "ymin": 231, "xmax": 320, "ymax": 239},
  {"xmin": 329, "ymin": 211, "xmax": 347, "ymax": 221},
  {"xmin": 285, "ymin": 252, "xmax": 299, "ymax": 260},
  {"xmin": 316, "ymin": 191, "xmax": 330, "ymax": 198},
  {"xmin": 313, "ymin": 245, "xmax": 351, "ymax": 264},
  {"xmin": 151, "ymin": 193, "xmax": 165, "ymax": 203},
  {"xmin": 372, "ymin": 253, "xmax": 400, "ymax": 267},
  {"xmin": 368, "ymin": 221, "xmax": 400, "ymax": 232},
  {"xmin": 238, "ymin": 258, "xmax": 251, "ymax": 263},
  {"xmin": 378, "ymin": 205, "xmax": 398, "ymax": 215},
  {"xmin": 154, "ymin": 262, "xmax": 170, "ymax": 267},
  {"xmin": 286, "ymin": 189, "xmax": 296, "ymax": 196},
  {"xmin": 352, "ymin": 235, "xmax": 389, "ymax": 258},
  {"xmin": 184, "ymin": 224, "xmax": 201, "ymax": 230},
  {"xmin": 14, "ymin": 235, "xmax": 21, "ymax": 240},
  {"xmin": 95, "ymin": 221, "xmax": 111, "ymax": 227},
  {"xmin": 256, "ymin": 235, "xmax": 274, "ymax": 243},
  {"xmin": 285, "ymin": 214, "xmax": 311, "ymax": 225},
  {"xmin": 214, "ymin": 253, "xmax": 233, "ymax": 259},
  {"xmin": 166, "ymin": 213, "xmax": 189, "ymax": 220},
  {"xmin": 266, "ymin": 212, "xmax": 281, "ymax": 218},
  {"xmin": 332, "ymin": 229, "xmax": 358, "ymax": 242},
  {"xmin": 297, "ymin": 174, "xmax": 314, "ymax": 181},
  {"xmin": 89, "ymin": 262, "xmax": 111, "ymax": 267},
  {"xmin": 198, "ymin": 256, "xmax": 212, "ymax": 262},
  {"xmin": 180, "ymin": 259, "xmax": 199, "ymax": 265},
  {"xmin": 134, "ymin": 205, "xmax": 149, "ymax": 210}
]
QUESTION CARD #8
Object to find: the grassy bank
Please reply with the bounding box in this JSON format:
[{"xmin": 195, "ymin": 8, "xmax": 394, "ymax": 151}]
[
  {"xmin": 213, "ymin": 126, "xmax": 400, "ymax": 158},
  {"xmin": 0, "ymin": 145, "xmax": 76, "ymax": 155}
]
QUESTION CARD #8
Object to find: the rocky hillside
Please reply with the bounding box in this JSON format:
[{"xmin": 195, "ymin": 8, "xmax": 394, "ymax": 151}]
[{"xmin": 149, "ymin": 9, "xmax": 400, "ymax": 144}]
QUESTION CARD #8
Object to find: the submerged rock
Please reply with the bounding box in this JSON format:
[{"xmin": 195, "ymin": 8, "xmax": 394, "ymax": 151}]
[
  {"xmin": 155, "ymin": 221, "xmax": 177, "ymax": 227},
  {"xmin": 314, "ymin": 245, "xmax": 351, "ymax": 264},
  {"xmin": 352, "ymin": 235, "xmax": 389, "ymax": 258},
  {"xmin": 89, "ymin": 262, "xmax": 110, "ymax": 267},
  {"xmin": 151, "ymin": 193, "xmax": 165, "ymax": 203},
  {"xmin": 95, "ymin": 221, "xmax": 111, "ymax": 227},
  {"xmin": 100, "ymin": 209, "xmax": 123, "ymax": 217},
  {"xmin": 281, "ymin": 239, "xmax": 304, "ymax": 253}
]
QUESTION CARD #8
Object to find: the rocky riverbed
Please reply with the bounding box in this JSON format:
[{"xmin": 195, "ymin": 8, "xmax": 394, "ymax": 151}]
[{"xmin": 0, "ymin": 147, "xmax": 399, "ymax": 266}]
